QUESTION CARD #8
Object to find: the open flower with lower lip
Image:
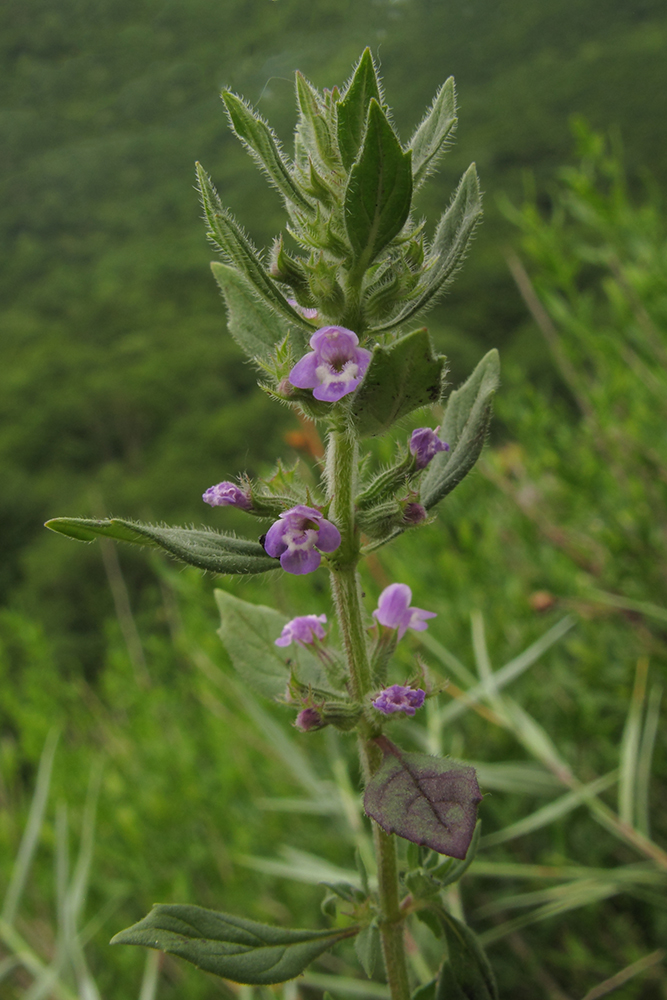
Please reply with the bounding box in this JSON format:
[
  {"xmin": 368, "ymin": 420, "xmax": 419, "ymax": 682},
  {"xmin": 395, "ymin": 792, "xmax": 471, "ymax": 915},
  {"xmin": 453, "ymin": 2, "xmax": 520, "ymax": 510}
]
[
  {"xmin": 263, "ymin": 504, "xmax": 341, "ymax": 574},
  {"xmin": 288, "ymin": 326, "xmax": 371, "ymax": 402}
]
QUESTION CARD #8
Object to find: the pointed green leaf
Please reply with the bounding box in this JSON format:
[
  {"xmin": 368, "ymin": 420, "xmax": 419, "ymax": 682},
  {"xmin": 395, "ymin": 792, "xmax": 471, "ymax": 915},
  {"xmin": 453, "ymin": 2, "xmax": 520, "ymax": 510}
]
[
  {"xmin": 45, "ymin": 518, "xmax": 276, "ymax": 575},
  {"xmin": 363, "ymin": 738, "xmax": 482, "ymax": 859},
  {"xmin": 410, "ymin": 78, "xmax": 457, "ymax": 189},
  {"xmin": 420, "ymin": 349, "xmax": 499, "ymax": 509},
  {"xmin": 196, "ymin": 163, "xmax": 308, "ymax": 329},
  {"xmin": 296, "ymin": 73, "xmax": 338, "ymax": 169},
  {"xmin": 210, "ymin": 262, "xmax": 291, "ymax": 360},
  {"xmin": 435, "ymin": 909, "xmax": 498, "ymax": 1000},
  {"xmin": 350, "ymin": 329, "xmax": 445, "ymax": 437},
  {"xmin": 344, "ymin": 101, "xmax": 413, "ymax": 267},
  {"xmin": 215, "ymin": 590, "xmax": 337, "ymax": 700},
  {"xmin": 222, "ymin": 92, "xmax": 314, "ymax": 214},
  {"xmin": 371, "ymin": 164, "xmax": 481, "ymax": 333},
  {"xmin": 354, "ymin": 921, "xmax": 381, "ymax": 978},
  {"xmin": 111, "ymin": 904, "xmax": 355, "ymax": 985},
  {"xmin": 337, "ymin": 48, "xmax": 382, "ymax": 170}
]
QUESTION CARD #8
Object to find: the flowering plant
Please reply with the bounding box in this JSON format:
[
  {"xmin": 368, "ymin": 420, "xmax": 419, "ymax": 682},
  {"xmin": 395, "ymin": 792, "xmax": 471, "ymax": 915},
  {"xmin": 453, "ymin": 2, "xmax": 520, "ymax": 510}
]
[{"xmin": 46, "ymin": 50, "xmax": 500, "ymax": 1000}]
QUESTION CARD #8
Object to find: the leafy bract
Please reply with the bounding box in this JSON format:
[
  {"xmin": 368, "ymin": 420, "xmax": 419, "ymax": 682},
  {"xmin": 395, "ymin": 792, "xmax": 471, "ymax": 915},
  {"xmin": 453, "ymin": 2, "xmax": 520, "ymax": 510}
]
[
  {"xmin": 344, "ymin": 100, "xmax": 413, "ymax": 268},
  {"xmin": 363, "ymin": 737, "xmax": 482, "ymax": 859},
  {"xmin": 211, "ymin": 262, "xmax": 291, "ymax": 361},
  {"xmin": 215, "ymin": 590, "xmax": 337, "ymax": 700},
  {"xmin": 337, "ymin": 48, "xmax": 382, "ymax": 170},
  {"xmin": 371, "ymin": 164, "xmax": 481, "ymax": 332},
  {"xmin": 421, "ymin": 349, "xmax": 500, "ymax": 509},
  {"xmin": 111, "ymin": 904, "xmax": 355, "ymax": 985},
  {"xmin": 44, "ymin": 518, "xmax": 276, "ymax": 575},
  {"xmin": 196, "ymin": 163, "xmax": 308, "ymax": 329},
  {"xmin": 222, "ymin": 91, "xmax": 314, "ymax": 214},
  {"xmin": 435, "ymin": 908, "xmax": 499, "ymax": 1000},
  {"xmin": 296, "ymin": 73, "xmax": 338, "ymax": 170},
  {"xmin": 410, "ymin": 78, "xmax": 457, "ymax": 189},
  {"xmin": 351, "ymin": 329, "xmax": 445, "ymax": 437}
]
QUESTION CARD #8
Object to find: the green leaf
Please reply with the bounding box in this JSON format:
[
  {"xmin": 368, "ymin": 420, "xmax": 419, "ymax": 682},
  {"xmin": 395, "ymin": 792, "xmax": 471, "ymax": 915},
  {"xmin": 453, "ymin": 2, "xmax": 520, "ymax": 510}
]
[
  {"xmin": 420, "ymin": 349, "xmax": 500, "ymax": 509},
  {"xmin": 337, "ymin": 48, "xmax": 382, "ymax": 170},
  {"xmin": 222, "ymin": 92, "xmax": 314, "ymax": 214},
  {"xmin": 410, "ymin": 78, "xmax": 457, "ymax": 189},
  {"xmin": 215, "ymin": 590, "xmax": 336, "ymax": 700},
  {"xmin": 363, "ymin": 737, "xmax": 482, "ymax": 859},
  {"xmin": 296, "ymin": 73, "xmax": 338, "ymax": 170},
  {"xmin": 435, "ymin": 909, "xmax": 499, "ymax": 1000},
  {"xmin": 111, "ymin": 904, "xmax": 355, "ymax": 985},
  {"xmin": 45, "ymin": 518, "xmax": 276, "ymax": 575},
  {"xmin": 196, "ymin": 163, "xmax": 308, "ymax": 329},
  {"xmin": 351, "ymin": 329, "xmax": 445, "ymax": 437},
  {"xmin": 413, "ymin": 980, "xmax": 437, "ymax": 1000},
  {"xmin": 354, "ymin": 921, "xmax": 381, "ymax": 978},
  {"xmin": 371, "ymin": 164, "xmax": 481, "ymax": 333},
  {"xmin": 344, "ymin": 100, "xmax": 413, "ymax": 268},
  {"xmin": 210, "ymin": 262, "xmax": 291, "ymax": 360}
]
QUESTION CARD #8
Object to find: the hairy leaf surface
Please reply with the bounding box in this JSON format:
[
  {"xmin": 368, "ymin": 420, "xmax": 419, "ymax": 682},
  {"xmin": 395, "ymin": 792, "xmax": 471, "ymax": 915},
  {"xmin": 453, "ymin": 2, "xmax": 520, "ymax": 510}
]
[
  {"xmin": 421, "ymin": 349, "xmax": 499, "ymax": 509},
  {"xmin": 111, "ymin": 904, "xmax": 355, "ymax": 985},
  {"xmin": 45, "ymin": 518, "xmax": 276, "ymax": 575},
  {"xmin": 364, "ymin": 737, "xmax": 482, "ymax": 859},
  {"xmin": 344, "ymin": 100, "xmax": 413, "ymax": 267},
  {"xmin": 337, "ymin": 48, "xmax": 382, "ymax": 170},
  {"xmin": 351, "ymin": 329, "xmax": 445, "ymax": 437}
]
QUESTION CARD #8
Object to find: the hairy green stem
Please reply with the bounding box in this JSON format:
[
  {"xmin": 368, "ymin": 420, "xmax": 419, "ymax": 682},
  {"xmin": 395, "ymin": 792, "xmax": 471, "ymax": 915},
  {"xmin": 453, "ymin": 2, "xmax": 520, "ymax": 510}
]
[{"xmin": 326, "ymin": 427, "xmax": 411, "ymax": 1000}]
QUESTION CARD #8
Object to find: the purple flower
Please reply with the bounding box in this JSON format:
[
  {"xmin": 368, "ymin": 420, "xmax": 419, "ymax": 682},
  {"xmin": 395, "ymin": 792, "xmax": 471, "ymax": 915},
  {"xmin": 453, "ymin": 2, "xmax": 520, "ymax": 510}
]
[
  {"xmin": 409, "ymin": 427, "xmax": 449, "ymax": 470},
  {"xmin": 275, "ymin": 614, "xmax": 328, "ymax": 647},
  {"xmin": 264, "ymin": 504, "xmax": 341, "ymax": 575},
  {"xmin": 289, "ymin": 326, "xmax": 372, "ymax": 403},
  {"xmin": 295, "ymin": 707, "xmax": 325, "ymax": 731},
  {"xmin": 287, "ymin": 298, "xmax": 319, "ymax": 320},
  {"xmin": 372, "ymin": 583, "xmax": 436, "ymax": 640},
  {"xmin": 203, "ymin": 481, "xmax": 252, "ymax": 510},
  {"xmin": 372, "ymin": 684, "xmax": 426, "ymax": 716}
]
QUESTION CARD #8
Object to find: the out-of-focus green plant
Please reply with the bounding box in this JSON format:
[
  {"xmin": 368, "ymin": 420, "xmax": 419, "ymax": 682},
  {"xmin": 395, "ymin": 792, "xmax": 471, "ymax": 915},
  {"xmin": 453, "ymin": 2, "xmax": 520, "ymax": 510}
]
[{"xmin": 493, "ymin": 121, "xmax": 667, "ymax": 647}]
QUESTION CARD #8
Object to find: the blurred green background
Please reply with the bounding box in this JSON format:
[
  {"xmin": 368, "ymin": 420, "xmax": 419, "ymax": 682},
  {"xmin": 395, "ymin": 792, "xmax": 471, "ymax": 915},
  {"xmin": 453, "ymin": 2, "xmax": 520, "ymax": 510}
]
[{"xmin": 1, "ymin": 1, "xmax": 667, "ymax": 997}]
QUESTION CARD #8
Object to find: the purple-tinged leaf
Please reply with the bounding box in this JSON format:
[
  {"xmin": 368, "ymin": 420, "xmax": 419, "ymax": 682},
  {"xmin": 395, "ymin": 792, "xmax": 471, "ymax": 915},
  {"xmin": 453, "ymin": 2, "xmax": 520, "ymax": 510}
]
[{"xmin": 363, "ymin": 737, "xmax": 482, "ymax": 859}]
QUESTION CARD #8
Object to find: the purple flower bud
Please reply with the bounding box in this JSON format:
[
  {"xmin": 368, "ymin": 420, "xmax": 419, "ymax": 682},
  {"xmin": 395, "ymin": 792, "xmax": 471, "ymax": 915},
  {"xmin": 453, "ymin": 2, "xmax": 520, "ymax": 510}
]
[
  {"xmin": 403, "ymin": 502, "xmax": 427, "ymax": 525},
  {"xmin": 372, "ymin": 583, "xmax": 436, "ymax": 640},
  {"xmin": 263, "ymin": 504, "xmax": 341, "ymax": 575},
  {"xmin": 203, "ymin": 481, "xmax": 252, "ymax": 510},
  {"xmin": 295, "ymin": 707, "xmax": 325, "ymax": 731},
  {"xmin": 409, "ymin": 427, "xmax": 449, "ymax": 470},
  {"xmin": 275, "ymin": 614, "xmax": 328, "ymax": 647},
  {"xmin": 289, "ymin": 326, "xmax": 372, "ymax": 403},
  {"xmin": 287, "ymin": 298, "xmax": 319, "ymax": 320},
  {"xmin": 372, "ymin": 684, "xmax": 426, "ymax": 716}
]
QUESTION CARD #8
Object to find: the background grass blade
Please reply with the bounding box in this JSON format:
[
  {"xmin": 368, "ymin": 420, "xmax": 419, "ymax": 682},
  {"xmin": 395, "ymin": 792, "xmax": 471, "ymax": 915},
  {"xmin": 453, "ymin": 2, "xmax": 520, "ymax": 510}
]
[{"xmin": 2, "ymin": 728, "xmax": 59, "ymax": 926}]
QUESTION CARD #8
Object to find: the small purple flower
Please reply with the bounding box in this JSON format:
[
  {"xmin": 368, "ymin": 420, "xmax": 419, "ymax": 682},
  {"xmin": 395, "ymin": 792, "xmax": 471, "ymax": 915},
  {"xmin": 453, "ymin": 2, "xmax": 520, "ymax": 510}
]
[
  {"xmin": 287, "ymin": 298, "xmax": 319, "ymax": 320},
  {"xmin": 275, "ymin": 614, "xmax": 328, "ymax": 648},
  {"xmin": 372, "ymin": 583, "xmax": 437, "ymax": 640},
  {"xmin": 409, "ymin": 427, "xmax": 449, "ymax": 470},
  {"xmin": 372, "ymin": 684, "xmax": 426, "ymax": 716},
  {"xmin": 295, "ymin": 707, "xmax": 325, "ymax": 731},
  {"xmin": 203, "ymin": 481, "xmax": 252, "ymax": 510},
  {"xmin": 289, "ymin": 326, "xmax": 372, "ymax": 403},
  {"xmin": 264, "ymin": 504, "xmax": 341, "ymax": 575}
]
